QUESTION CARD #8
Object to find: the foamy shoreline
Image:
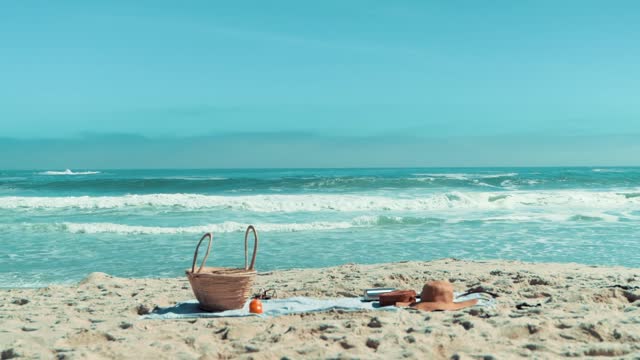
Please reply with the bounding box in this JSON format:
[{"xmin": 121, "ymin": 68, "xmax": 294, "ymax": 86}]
[{"xmin": 1, "ymin": 259, "xmax": 639, "ymax": 359}]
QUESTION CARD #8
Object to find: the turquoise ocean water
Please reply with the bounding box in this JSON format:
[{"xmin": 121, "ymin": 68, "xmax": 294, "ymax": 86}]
[{"xmin": 1, "ymin": 167, "xmax": 639, "ymax": 288}]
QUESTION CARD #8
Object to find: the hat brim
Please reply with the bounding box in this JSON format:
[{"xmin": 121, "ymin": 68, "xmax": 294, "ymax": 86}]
[{"xmin": 410, "ymin": 298, "xmax": 478, "ymax": 312}]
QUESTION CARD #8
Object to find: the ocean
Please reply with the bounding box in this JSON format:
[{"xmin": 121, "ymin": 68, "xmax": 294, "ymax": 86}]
[{"xmin": 1, "ymin": 167, "xmax": 639, "ymax": 288}]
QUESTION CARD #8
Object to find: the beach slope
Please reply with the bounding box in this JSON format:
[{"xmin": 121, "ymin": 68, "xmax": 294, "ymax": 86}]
[{"xmin": 1, "ymin": 259, "xmax": 639, "ymax": 359}]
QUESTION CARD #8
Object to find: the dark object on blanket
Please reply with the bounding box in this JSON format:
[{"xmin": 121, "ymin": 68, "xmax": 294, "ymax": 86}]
[
  {"xmin": 515, "ymin": 297, "xmax": 552, "ymax": 310},
  {"xmin": 459, "ymin": 286, "xmax": 500, "ymax": 298},
  {"xmin": 515, "ymin": 302, "xmax": 542, "ymax": 310},
  {"xmin": 256, "ymin": 289, "xmax": 276, "ymax": 300},
  {"xmin": 379, "ymin": 290, "xmax": 417, "ymax": 306}
]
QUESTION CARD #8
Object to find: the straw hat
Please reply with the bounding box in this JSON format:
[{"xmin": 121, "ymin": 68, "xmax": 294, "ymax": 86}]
[{"xmin": 409, "ymin": 281, "xmax": 478, "ymax": 312}]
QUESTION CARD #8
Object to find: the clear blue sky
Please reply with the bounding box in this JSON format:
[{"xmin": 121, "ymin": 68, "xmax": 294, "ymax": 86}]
[{"xmin": 1, "ymin": 1, "xmax": 639, "ymax": 167}]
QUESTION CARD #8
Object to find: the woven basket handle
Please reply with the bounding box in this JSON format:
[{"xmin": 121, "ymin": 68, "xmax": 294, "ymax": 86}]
[
  {"xmin": 191, "ymin": 233, "xmax": 213, "ymax": 273},
  {"xmin": 244, "ymin": 225, "xmax": 259, "ymax": 270}
]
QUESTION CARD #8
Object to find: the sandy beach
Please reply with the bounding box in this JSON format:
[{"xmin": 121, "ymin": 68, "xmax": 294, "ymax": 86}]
[
  {"xmin": 1, "ymin": 259, "xmax": 639, "ymax": 359},
  {"xmin": 4, "ymin": 0, "xmax": 640, "ymax": 358}
]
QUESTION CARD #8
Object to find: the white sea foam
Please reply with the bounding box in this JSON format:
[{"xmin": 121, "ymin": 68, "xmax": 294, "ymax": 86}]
[
  {"xmin": 480, "ymin": 173, "xmax": 518, "ymax": 179},
  {"xmin": 412, "ymin": 173, "xmax": 471, "ymax": 180},
  {"xmin": 10, "ymin": 210, "xmax": 630, "ymax": 236},
  {"xmin": 1, "ymin": 190, "xmax": 639, "ymax": 212},
  {"xmin": 10, "ymin": 220, "xmax": 342, "ymax": 235},
  {"xmin": 60, "ymin": 220, "xmax": 358, "ymax": 234},
  {"xmin": 412, "ymin": 172, "xmax": 517, "ymax": 180},
  {"xmin": 592, "ymin": 168, "xmax": 625, "ymax": 173},
  {"xmin": 66, "ymin": 219, "xmax": 363, "ymax": 234},
  {"xmin": 39, "ymin": 169, "xmax": 101, "ymax": 176},
  {"xmin": 472, "ymin": 180, "xmax": 498, "ymax": 188},
  {"xmin": 460, "ymin": 212, "xmax": 620, "ymax": 223}
]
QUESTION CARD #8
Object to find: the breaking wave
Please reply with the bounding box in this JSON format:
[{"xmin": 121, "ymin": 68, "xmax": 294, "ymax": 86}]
[
  {"xmin": 39, "ymin": 169, "xmax": 101, "ymax": 176},
  {"xmin": 1, "ymin": 190, "xmax": 639, "ymax": 212},
  {"xmin": 7, "ymin": 212, "xmax": 631, "ymax": 236}
]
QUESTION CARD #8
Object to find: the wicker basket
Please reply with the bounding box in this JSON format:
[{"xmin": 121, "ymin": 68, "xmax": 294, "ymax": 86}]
[{"xmin": 185, "ymin": 226, "xmax": 259, "ymax": 311}]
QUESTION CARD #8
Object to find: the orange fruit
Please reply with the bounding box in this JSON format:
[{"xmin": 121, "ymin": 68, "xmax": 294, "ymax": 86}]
[{"xmin": 249, "ymin": 298, "xmax": 263, "ymax": 314}]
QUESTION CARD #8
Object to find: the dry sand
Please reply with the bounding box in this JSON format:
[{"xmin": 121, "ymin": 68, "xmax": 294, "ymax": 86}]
[{"xmin": 1, "ymin": 259, "xmax": 640, "ymax": 359}]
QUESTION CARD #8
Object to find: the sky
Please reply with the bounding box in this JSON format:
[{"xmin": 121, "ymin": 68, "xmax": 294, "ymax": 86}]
[{"xmin": 1, "ymin": 0, "xmax": 639, "ymax": 168}]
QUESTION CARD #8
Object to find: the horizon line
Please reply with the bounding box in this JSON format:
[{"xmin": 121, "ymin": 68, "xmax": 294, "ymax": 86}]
[{"xmin": 6, "ymin": 165, "xmax": 640, "ymax": 171}]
